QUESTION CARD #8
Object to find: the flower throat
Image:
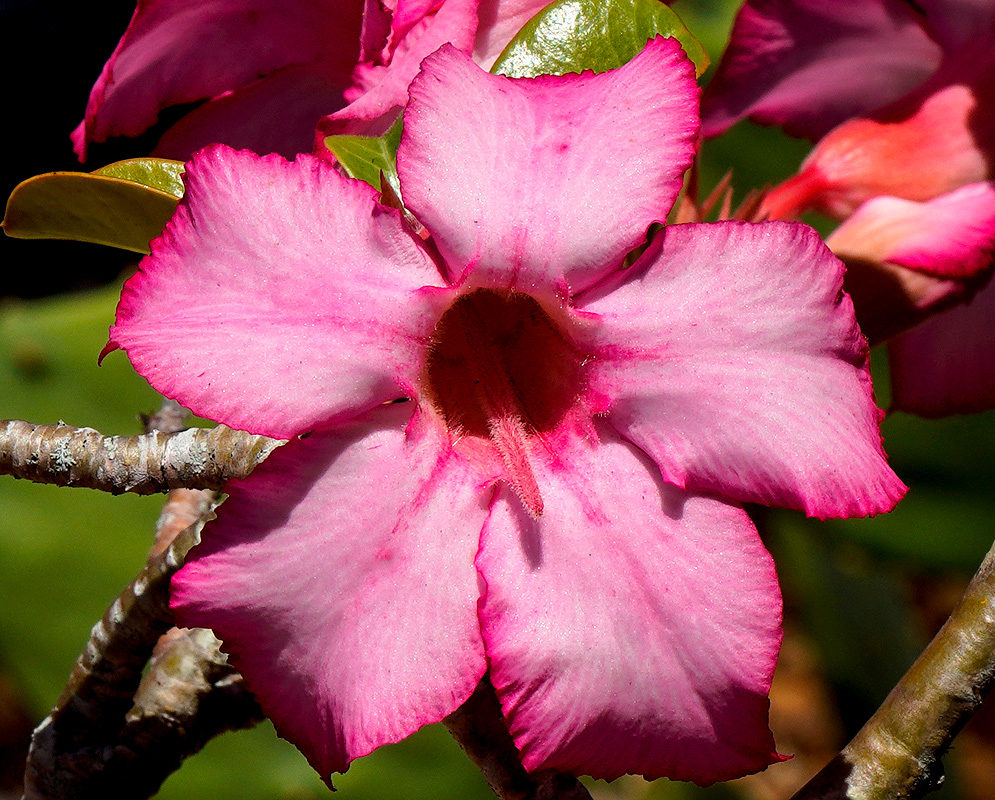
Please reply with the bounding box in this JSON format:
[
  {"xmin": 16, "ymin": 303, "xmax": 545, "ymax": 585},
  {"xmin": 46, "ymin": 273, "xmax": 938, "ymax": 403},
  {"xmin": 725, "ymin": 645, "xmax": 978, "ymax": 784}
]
[{"xmin": 423, "ymin": 289, "xmax": 587, "ymax": 518}]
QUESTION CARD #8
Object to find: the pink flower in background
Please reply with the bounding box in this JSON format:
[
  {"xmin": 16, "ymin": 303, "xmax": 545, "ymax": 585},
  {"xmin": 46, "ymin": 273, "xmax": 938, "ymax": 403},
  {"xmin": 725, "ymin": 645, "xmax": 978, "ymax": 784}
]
[
  {"xmin": 72, "ymin": 0, "xmax": 552, "ymax": 161},
  {"xmin": 104, "ymin": 39, "xmax": 905, "ymax": 784},
  {"xmin": 826, "ymin": 185, "xmax": 995, "ymax": 415},
  {"xmin": 70, "ymin": 0, "xmax": 364, "ymax": 161},
  {"xmin": 702, "ymin": 0, "xmax": 995, "ymax": 217},
  {"xmin": 700, "ymin": 0, "xmax": 995, "ymax": 416},
  {"xmin": 700, "ymin": 0, "xmax": 944, "ymax": 141},
  {"xmin": 316, "ymin": 0, "xmax": 554, "ymax": 139}
]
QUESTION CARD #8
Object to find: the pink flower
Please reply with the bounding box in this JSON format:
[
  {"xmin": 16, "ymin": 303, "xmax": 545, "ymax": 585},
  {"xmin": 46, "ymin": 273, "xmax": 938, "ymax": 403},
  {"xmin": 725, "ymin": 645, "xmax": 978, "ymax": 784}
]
[
  {"xmin": 699, "ymin": 0, "xmax": 945, "ymax": 141},
  {"xmin": 104, "ymin": 40, "xmax": 905, "ymax": 784},
  {"xmin": 826, "ymin": 186, "xmax": 995, "ymax": 415},
  {"xmin": 316, "ymin": 0, "xmax": 554, "ymax": 140},
  {"xmin": 71, "ymin": 0, "xmax": 551, "ymax": 162},
  {"xmin": 700, "ymin": 0, "xmax": 995, "ymax": 416},
  {"xmin": 700, "ymin": 0, "xmax": 995, "ymax": 219}
]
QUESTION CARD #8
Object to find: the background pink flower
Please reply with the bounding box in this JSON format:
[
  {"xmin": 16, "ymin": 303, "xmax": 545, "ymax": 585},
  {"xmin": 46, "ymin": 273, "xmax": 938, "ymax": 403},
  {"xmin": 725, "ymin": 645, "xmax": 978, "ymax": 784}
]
[
  {"xmin": 105, "ymin": 39, "xmax": 905, "ymax": 785},
  {"xmin": 701, "ymin": 0, "xmax": 995, "ymax": 219},
  {"xmin": 700, "ymin": 0, "xmax": 995, "ymax": 417},
  {"xmin": 71, "ymin": 0, "xmax": 553, "ymax": 161}
]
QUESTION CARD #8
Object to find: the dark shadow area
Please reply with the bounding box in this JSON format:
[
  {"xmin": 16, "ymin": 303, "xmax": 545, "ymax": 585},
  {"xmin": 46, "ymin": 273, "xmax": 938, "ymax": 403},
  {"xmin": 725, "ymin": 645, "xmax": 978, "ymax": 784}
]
[{"xmin": 1, "ymin": 0, "xmax": 142, "ymax": 299}]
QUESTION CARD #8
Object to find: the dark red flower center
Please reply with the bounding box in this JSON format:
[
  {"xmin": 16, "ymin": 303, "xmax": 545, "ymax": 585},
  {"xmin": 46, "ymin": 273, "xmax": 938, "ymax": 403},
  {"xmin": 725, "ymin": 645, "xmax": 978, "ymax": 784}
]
[{"xmin": 423, "ymin": 289, "xmax": 588, "ymax": 517}]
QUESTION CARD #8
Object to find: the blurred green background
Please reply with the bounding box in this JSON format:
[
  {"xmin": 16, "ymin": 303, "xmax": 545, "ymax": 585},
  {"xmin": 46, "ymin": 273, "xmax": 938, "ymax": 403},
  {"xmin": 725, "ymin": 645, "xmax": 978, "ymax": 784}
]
[{"xmin": 3, "ymin": 1, "xmax": 995, "ymax": 798}]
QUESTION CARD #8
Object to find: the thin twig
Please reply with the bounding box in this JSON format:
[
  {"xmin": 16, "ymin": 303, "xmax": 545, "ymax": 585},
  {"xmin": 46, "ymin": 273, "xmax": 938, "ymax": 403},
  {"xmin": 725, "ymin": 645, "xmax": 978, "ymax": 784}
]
[
  {"xmin": 699, "ymin": 170, "xmax": 733, "ymax": 220},
  {"xmin": 0, "ymin": 420, "xmax": 280, "ymax": 494},
  {"xmin": 790, "ymin": 537, "xmax": 995, "ymax": 800}
]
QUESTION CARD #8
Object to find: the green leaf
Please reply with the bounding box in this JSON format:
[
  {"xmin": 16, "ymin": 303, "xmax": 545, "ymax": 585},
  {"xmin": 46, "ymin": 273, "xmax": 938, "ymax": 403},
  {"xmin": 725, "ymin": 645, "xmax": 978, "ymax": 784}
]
[
  {"xmin": 491, "ymin": 0, "xmax": 709, "ymax": 78},
  {"xmin": 93, "ymin": 158, "xmax": 186, "ymax": 198},
  {"xmin": 3, "ymin": 170, "xmax": 180, "ymax": 253},
  {"xmin": 323, "ymin": 118, "xmax": 404, "ymax": 195}
]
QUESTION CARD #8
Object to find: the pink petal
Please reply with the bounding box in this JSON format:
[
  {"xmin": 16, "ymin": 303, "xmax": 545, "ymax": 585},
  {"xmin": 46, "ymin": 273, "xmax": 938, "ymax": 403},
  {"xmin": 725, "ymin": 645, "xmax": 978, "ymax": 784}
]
[
  {"xmin": 826, "ymin": 183, "xmax": 995, "ymax": 279},
  {"xmin": 358, "ymin": 0, "xmax": 395, "ymax": 66},
  {"xmin": 394, "ymin": 0, "xmax": 447, "ymax": 34},
  {"xmin": 149, "ymin": 63, "xmax": 357, "ymax": 161},
  {"xmin": 397, "ymin": 37, "xmax": 698, "ymax": 295},
  {"xmin": 171, "ymin": 404, "xmax": 490, "ymax": 780},
  {"xmin": 700, "ymin": 0, "xmax": 942, "ymax": 138},
  {"xmin": 476, "ymin": 423, "xmax": 782, "ymax": 783},
  {"xmin": 108, "ymin": 145, "xmax": 446, "ymax": 439},
  {"xmin": 916, "ymin": 0, "xmax": 995, "ymax": 50},
  {"xmin": 355, "ymin": 0, "xmax": 456, "ymax": 71},
  {"xmin": 767, "ymin": 82, "xmax": 991, "ymax": 219},
  {"xmin": 320, "ymin": 0, "xmax": 479, "ymax": 138},
  {"xmin": 889, "ymin": 279, "xmax": 995, "ymax": 416},
  {"xmin": 837, "ymin": 257, "xmax": 968, "ymax": 347},
  {"xmin": 579, "ymin": 221, "xmax": 906, "ymax": 519},
  {"xmin": 72, "ymin": 0, "xmax": 362, "ymax": 160}
]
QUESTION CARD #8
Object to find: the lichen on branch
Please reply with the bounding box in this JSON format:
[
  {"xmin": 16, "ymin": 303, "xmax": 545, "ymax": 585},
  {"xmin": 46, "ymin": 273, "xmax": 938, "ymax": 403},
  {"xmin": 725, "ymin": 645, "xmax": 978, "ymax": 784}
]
[{"xmin": 0, "ymin": 420, "xmax": 281, "ymax": 494}]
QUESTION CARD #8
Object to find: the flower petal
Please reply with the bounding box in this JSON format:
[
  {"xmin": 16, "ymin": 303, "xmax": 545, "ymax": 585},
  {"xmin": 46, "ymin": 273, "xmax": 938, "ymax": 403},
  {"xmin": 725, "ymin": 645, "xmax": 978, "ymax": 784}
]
[
  {"xmin": 826, "ymin": 183, "xmax": 995, "ymax": 279},
  {"xmin": 889, "ymin": 279, "xmax": 995, "ymax": 416},
  {"xmin": 320, "ymin": 0, "xmax": 479, "ymax": 138},
  {"xmin": 837, "ymin": 258, "xmax": 968, "ymax": 347},
  {"xmin": 916, "ymin": 0, "xmax": 995, "ymax": 50},
  {"xmin": 580, "ymin": 221, "xmax": 906, "ymax": 518},
  {"xmin": 151, "ymin": 63, "xmax": 356, "ymax": 160},
  {"xmin": 766, "ymin": 82, "xmax": 991, "ymax": 220},
  {"xmin": 700, "ymin": 0, "xmax": 941, "ymax": 138},
  {"xmin": 476, "ymin": 423, "xmax": 782, "ymax": 783},
  {"xmin": 171, "ymin": 404, "xmax": 489, "ymax": 779},
  {"xmin": 108, "ymin": 145, "xmax": 445, "ymax": 439},
  {"xmin": 71, "ymin": 0, "xmax": 362, "ymax": 160},
  {"xmin": 397, "ymin": 37, "xmax": 698, "ymax": 295}
]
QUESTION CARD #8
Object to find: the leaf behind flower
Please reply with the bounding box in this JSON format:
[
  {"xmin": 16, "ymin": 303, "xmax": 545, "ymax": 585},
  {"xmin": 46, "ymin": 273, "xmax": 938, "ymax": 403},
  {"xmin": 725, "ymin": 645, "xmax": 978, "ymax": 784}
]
[
  {"xmin": 2, "ymin": 159, "xmax": 184, "ymax": 253},
  {"xmin": 323, "ymin": 119, "xmax": 404, "ymax": 195},
  {"xmin": 492, "ymin": 0, "xmax": 709, "ymax": 78}
]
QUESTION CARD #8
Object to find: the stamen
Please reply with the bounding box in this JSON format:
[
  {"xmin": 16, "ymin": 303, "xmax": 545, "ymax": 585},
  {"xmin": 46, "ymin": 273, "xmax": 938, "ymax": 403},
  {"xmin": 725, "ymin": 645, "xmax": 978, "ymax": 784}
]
[{"xmin": 450, "ymin": 297, "xmax": 545, "ymax": 517}]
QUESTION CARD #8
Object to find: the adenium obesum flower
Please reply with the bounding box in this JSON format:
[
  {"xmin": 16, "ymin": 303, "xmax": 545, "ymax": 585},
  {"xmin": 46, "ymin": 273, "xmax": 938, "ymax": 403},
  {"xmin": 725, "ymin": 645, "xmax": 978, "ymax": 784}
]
[
  {"xmin": 316, "ymin": 0, "xmax": 556, "ymax": 140},
  {"xmin": 71, "ymin": 0, "xmax": 551, "ymax": 161},
  {"xmin": 71, "ymin": 0, "xmax": 364, "ymax": 161},
  {"xmin": 826, "ymin": 184, "xmax": 995, "ymax": 415},
  {"xmin": 700, "ymin": 0, "xmax": 995, "ymax": 417},
  {"xmin": 103, "ymin": 39, "xmax": 905, "ymax": 784},
  {"xmin": 701, "ymin": 0, "xmax": 995, "ymax": 218}
]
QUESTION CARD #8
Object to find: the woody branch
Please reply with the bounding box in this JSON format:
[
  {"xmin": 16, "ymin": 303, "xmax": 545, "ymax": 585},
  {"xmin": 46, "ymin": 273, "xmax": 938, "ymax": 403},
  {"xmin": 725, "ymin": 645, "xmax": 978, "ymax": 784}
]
[
  {"xmin": 22, "ymin": 401, "xmax": 265, "ymax": 800},
  {"xmin": 0, "ymin": 419, "xmax": 281, "ymax": 494},
  {"xmin": 791, "ymin": 535, "xmax": 995, "ymax": 800}
]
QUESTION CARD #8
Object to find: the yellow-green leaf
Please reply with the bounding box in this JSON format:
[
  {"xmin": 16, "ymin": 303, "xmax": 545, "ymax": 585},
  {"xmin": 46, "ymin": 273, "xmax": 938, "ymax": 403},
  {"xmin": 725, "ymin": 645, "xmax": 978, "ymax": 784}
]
[
  {"xmin": 2, "ymin": 171, "xmax": 179, "ymax": 254},
  {"xmin": 323, "ymin": 118, "xmax": 404, "ymax": 195},
  {"xmin": 492, "ymin": 0, "xmax": 709, "ymax": 78},
  {"xmin": 94, "ymin": 158, "xmax": 186, "ymax": 198}
]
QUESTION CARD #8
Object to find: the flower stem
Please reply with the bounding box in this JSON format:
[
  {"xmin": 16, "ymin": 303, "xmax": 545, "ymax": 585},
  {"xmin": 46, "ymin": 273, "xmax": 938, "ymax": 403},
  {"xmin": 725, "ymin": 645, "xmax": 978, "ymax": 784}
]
[{"xmin": 443, "ymin": 677, "xmax": 593, "ymax": 800}]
